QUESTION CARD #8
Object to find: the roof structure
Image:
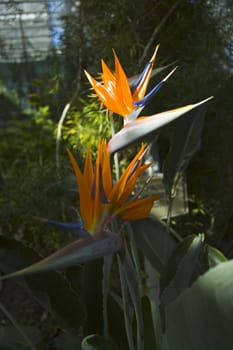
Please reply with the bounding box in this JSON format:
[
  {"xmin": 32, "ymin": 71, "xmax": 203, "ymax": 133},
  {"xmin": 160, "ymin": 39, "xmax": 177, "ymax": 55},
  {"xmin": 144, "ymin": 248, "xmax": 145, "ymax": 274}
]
[{"xmin": 0, "ymin": 0, "xmax": 65, "ymax": 63}]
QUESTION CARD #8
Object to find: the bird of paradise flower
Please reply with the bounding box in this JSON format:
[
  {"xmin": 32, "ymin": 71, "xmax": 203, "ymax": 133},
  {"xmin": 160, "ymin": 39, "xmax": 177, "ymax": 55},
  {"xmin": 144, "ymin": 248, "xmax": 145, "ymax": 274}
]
[
  {"xmin": 67, "ymin": 140, "xmax": 159, "ymax": 235},
  {"xmin": 85, "ymin": 45, "xmax": 177, "ymax": 123},
  {"xmin": 85, "ymin": 46, "xmax": 212, "ymax": 154},
  {"xmin": 1, "ymin": 141, "xmax": 159, "ymax": 279}
]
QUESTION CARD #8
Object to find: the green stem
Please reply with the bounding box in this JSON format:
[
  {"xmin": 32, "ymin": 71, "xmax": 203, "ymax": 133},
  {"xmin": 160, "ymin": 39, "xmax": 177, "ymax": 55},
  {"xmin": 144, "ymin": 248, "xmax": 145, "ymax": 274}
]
[
  {"xmin": 117, "ymin": 255, "xmax": 135, "ymax": 350},
  {"xmin": 127, "ymin": 222, "xmax": 143, "ymax": 296},
  {"xmin": 166, "ymin": 195, "xmax": 174, "ymax": 229},
  {"xmin": 108, "ymin": 111, "xmax": 120, "ymax": 180},
  {"xmin": 0, "ymin": 301, "xmax": 38, "ymax": 350},
  {"xmin": 102, "ymin": 255, "xmax": 113, "ymax": 339}
]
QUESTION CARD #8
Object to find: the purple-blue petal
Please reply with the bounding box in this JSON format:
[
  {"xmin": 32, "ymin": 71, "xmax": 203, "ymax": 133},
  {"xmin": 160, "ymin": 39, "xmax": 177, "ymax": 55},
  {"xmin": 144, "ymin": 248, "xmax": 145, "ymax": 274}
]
[
  {"xmin": 127, "ymin": 159, "xmax": 140, "ymax": 182},
  {"xmin": 99, "ymin": 165, "xmax": 110, "ymax": 204},
  {"xmin": 134, "ymin": 81, "xmax": 164, "ymax": 107},
  {"xmin": 46, "ymin": 220, "xmax": 91, "ymax": 238},
  {"xmin": 130, "ymin": 60, "xmax": 152, "ymax": 94},
  {"xmin": 91, "ymin": 166, "xmax": 109, "ymax": 204}
]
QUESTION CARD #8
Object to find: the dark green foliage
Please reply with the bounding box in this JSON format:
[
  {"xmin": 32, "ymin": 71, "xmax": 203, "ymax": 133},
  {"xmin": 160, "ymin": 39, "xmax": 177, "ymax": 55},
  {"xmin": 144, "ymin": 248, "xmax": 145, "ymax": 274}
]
[
  {"xmin": 132, "ymin": 218, "xmax": 178, "ymax": 273},
  {"xmin": 163, "ymin": 101, "xmax": 210, "ymax": 198},
  {"xmin": 0, "ymin": 105, "xmax": 71, "ymax": 254},
  {"xmin": 166, "ymin": 260, "xmax": 233, "ymax": 350},
  {"xmin": 81, "ymin": 334, "xmax": 118, "ymax": 350},
  {"xmin": 0, "ymin": 236, "xmax": 85, "ymax": 329},
  {"xmin": 0, "ymin": 325, "xmax": 41, "ymax": 350}
]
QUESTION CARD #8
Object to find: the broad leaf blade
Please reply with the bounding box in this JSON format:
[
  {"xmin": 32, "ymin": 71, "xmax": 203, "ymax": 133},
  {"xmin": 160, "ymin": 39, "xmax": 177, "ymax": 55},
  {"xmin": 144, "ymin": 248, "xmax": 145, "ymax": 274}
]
[
  {"xmin": 108, "ymin": 97, "xmax": 213, "ymax": 154},
  {"xmin": 117, "ymin": 256, "xmax": 136, "ymax": 350},
  {"xmin": 123, "ymin": 248, "xmax": 144, "ymax": 350},
  {"xmin": 166, "ymin": 259, "xmax": 233, "ymax": 350},
  {"xmin": 160, "ymin": 234, "xmax": 204, "ymax": 305},
  {"xmin": 163, "ymin": 98, "xmax": 212, "ymax": 196},
  {"xmin": 205, "ymin": 244, "xmax": 227, "ymax": 268},
  {"xmin": 132, "ymin": 218, "xmax": 178, "ymax": 273},
  {"xmin": 141, "ymin": 296, "xmax": 157, "ymax": 350}
]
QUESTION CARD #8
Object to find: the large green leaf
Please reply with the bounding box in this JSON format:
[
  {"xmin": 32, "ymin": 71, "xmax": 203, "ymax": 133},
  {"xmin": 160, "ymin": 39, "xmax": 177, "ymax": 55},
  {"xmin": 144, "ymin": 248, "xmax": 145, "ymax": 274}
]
[
  {"xmin": 132, "ymin": 218, "xmax": 178, "ymax": 273},
  {"xmin": 205, "ymin": 244, "xmax": 227, "ymax": 268},
  {"xmin": 163, "ymin": 99, "xmax": 211, "ymax": 197},
  {"xmin": 144, "ymin": 259, "xmax": 162, "ymax": 349},
  {"xmin": 0, "ymin": 236, "xmax": 85, "ymax": 329},
  {"xmin": 141, "ymin": 296, "xmax": 157, "ymax": 350},
  {"xmin": 166, "ymin": 259, "xmax": 233, "ymax": 350},
  {"xmin": 117, "ymin": 255, "xmax": 136, "ymax": 350},
  {"xmin": 160, "ymin": 234, "xmax": 204, "ymax": 306},
  {"xmin": 123, "ymin": 248, "xmax": 144, "ymax": 350}
]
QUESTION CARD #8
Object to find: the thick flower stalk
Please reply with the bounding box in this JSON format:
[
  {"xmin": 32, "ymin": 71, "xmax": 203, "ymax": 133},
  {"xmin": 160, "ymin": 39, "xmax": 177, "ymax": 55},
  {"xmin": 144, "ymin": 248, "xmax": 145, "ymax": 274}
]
[
  {"xmin": 67, "ymin": 140, "xmax": 159, "ymax": 236},
  {"xmin": 85, "ymin": 45, "xmax": 176, "ymax": 123}
]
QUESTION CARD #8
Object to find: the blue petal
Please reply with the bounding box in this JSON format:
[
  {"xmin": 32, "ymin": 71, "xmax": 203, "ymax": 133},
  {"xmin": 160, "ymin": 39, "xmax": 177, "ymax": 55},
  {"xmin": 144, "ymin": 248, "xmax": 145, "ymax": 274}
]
[
  {"xmin": 134, "ymin": 67, "xmax": 178, "ymax": 108},
  {"xmin": 134, "ymin": 81, "xmax": 164, "ymax": 107},
  {"xmin": 130, "ymin": 60, "xmax": 152, "ymax": 94},
  {"xmin": 99, "ymin": 165, "xmax": 110, "ymax": 204},
  {"xmin": 46, "ymin": 220, "xmax": 91, "ymax": 238},
  {"xmin": 127, "ymin": 159, "xmax": 140, "ymax": 182}
]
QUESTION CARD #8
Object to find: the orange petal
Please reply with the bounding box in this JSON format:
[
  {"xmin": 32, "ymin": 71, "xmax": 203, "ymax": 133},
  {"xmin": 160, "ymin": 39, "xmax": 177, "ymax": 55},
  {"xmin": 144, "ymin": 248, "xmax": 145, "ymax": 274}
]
[
  {"xmin": 119, "ymin": 195, "xmax": 160, "ymax": 221},
  {"xmin": 109, "ymin": 144, "xmax": 147, "ymax": 206},
  {"xmin": 67, "ymin": 149, "xmax": 93, "ymax": 232},
  {"xmin": 101, "ymin": 59, "xmax": 116, "ymax": 89},
  {"xmin": 85, "ymin": 69, "xmax": 130, "ymax": 116},
  {"xmin": 84, "ymin": 148, "xmax": 94, "ymax": 190},
  {"xmin": 113, "ymin": 50, "xmax": 134, "ymax": 115},
  {"xmin": 132, "ymin": 45, "xmax": 159, "ymax": 102},
  {"xmin": 101, "ymin": 141, "xmax": 112, "ymax": 196}
]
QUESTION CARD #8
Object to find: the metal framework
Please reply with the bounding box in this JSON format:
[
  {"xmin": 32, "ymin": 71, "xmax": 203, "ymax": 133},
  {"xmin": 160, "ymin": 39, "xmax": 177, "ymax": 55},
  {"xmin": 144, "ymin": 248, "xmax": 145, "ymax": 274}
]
[{"xmin": 0, "ymin": 0, "xmax": 65, "ymax": 63}]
